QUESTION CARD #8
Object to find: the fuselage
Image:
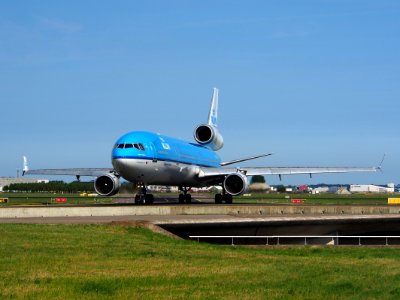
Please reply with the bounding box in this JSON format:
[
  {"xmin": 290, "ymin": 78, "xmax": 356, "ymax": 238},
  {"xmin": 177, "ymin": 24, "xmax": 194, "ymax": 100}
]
[{"xmin": 111, "ymin": 131, "xmax": 221, "ymax": 186}]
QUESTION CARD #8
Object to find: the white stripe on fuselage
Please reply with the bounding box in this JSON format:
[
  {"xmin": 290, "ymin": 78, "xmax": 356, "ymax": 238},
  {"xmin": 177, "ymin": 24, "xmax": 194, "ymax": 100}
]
[{"xmin": 112, "ymin": 158, "xmax": 205, "ymax": 186}]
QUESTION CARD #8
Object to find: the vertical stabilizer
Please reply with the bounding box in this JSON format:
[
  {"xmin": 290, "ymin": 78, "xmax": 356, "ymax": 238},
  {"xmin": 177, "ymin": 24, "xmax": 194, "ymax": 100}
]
[{"xmin": 207, "ymin": 88, "xmax": 219, "ymax": 127}]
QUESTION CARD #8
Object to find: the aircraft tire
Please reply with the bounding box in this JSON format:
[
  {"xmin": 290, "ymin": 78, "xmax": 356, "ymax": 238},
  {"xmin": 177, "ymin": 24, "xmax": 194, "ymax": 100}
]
[
  {"xmin": 215, "ymin": 193, "xmax": 223, "ymax": 204},
  {"xmin": 185, "ymin": 194, "xmax": 192, "ymax": 204},
  {"xmin": 135, "ymin": 194, "xmax": 140, "ymax": 204},
  {"xmin": 224, "ymin": 194, "xmax": 233, "ymax": 204},
  {"xmin": 145, "ymin": 194, "xmax": 154, "ymax": 205},
  {"xmin": 179, "ymin": 194, "xmax": 185, "ymax": 204}
]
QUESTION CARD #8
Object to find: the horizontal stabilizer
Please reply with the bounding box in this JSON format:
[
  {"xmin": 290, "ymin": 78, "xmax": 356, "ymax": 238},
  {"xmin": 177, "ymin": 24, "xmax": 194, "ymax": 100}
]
[{"xmin": 220, "ymin": 153, "xmax": 273, "ymax": 166}]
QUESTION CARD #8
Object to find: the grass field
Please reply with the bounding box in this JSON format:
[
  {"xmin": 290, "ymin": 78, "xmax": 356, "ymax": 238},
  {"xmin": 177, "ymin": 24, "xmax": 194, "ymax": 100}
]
[
  {"xmin": 1, "ymin": 224, "xmax": 400, "ymax": 299},
  {"xmin": 236, "ymin": 192, "xmax": 400, "ymax": 205},
  {"xmin": 0, "ymin": 193, "xmax": 114, "ymax": 206}
]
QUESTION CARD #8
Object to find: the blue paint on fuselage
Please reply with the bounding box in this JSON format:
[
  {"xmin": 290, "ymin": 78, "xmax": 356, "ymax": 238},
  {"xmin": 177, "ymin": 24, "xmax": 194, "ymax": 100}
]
[{"xmin": 112, "ymin": 131, "xmax": 221, "ymax": 167}]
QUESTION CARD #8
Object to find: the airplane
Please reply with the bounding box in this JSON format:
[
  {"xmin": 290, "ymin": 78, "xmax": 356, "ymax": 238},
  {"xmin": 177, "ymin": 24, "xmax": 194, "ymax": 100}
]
[{"xmin": 24, "ymin": 88, "xmax": 381, "ymax": 204}]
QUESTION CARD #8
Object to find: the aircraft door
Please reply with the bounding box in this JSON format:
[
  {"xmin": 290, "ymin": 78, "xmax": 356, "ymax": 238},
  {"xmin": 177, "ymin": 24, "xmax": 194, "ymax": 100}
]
[{"xmin": 149, "ymin": 142, "xmax": 158, "ymax": 162}]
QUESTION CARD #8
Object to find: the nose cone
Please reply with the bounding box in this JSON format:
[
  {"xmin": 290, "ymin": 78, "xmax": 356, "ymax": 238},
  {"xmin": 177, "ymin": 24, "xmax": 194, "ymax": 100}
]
[{"xmin": 111, "ymin": 143, "xmax": 127, "ymax": 176}]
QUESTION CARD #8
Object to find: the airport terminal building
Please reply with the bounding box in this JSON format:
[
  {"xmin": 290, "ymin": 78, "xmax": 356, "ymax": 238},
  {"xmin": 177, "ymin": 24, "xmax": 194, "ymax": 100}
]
[{"xmin": 0, "ymin": 177, "xmax": 49, "ymax": 192}]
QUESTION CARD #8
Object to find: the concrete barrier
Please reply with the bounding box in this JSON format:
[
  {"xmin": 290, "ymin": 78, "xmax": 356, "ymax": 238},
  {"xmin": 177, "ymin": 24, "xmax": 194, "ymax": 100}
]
[{"xmin": 1, "ymin": 204, "xmax": 400, "ymax": 219}]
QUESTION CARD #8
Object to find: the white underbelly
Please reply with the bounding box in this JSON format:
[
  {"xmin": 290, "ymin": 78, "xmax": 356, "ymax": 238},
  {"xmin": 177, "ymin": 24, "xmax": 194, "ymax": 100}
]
[{"xmin": 112, "ymin": 158, "xmax": 204, "ymax": 186}]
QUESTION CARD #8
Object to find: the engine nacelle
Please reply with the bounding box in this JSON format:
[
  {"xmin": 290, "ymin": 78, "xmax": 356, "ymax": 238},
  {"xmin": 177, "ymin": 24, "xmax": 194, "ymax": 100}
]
[
  {"xmin": 194, "ymin": 124, "xmax": 224, "ymax": 151},
  {"xmin": 94, "ymin": 174, "xmax": 120, "ymax": 196},
  {"xmin": 223, "ymin": 173, "xmax": 249, "ymax": 196}
]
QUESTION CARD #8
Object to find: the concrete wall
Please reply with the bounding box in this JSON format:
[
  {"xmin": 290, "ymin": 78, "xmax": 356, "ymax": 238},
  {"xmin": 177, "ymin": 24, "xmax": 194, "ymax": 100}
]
[{"xmin": 1, "ymin": 204, "xmax": 400, "ymax": 219}]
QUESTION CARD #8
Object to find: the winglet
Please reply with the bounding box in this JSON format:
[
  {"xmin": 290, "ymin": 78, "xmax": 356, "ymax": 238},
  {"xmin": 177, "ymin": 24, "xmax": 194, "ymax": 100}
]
[
  {"xmin": 377, "ymin": 154, "xmax": 386, "ymax": 172},
  {"xmin": 22, "ymin": 156, "xmax": 29, "ymax": 175},
  {"xmin": 207, "ymin": 88, "xmax": 219, "ymax": 127}
]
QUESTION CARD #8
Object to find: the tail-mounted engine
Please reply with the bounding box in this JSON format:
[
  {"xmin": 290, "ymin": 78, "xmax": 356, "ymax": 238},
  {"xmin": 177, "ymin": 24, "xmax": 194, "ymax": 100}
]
[
  {"xmin": 94, "ymin": 174, "xmax": 120, "ymax": 196},
  {"xmin": 194, "ymin": 124, "xmax": 224, "ymax": 151},
  {"xmin": 223, "ymin": 173, "xmax": 249, "ymax": 196}
]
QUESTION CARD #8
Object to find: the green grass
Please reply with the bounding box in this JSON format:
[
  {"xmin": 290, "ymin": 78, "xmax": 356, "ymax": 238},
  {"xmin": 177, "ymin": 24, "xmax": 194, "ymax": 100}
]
[
  {"xmin": 1, "ymin": 224, "xmax": 400, "ymax": 299},
  {"xmin": 0, "ymin": 193, "xmax": 114, "ymax": 206},
  {"xmin": 237, "ymin": 192, "xmax": 400, "ymax": 205},
  {"xmin": 2, "ymin": 192, "xmax": 399, "ymax": 206}
]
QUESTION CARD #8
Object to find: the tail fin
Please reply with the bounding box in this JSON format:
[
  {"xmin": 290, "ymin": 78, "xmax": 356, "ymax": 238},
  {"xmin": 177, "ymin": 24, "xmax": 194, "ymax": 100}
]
[{"xmin": 207, "ymin": 88, "xmax": 219, "ymax": 127}]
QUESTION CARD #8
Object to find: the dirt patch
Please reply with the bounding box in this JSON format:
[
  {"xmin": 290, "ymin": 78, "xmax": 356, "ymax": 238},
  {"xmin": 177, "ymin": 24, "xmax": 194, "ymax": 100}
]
[{"xmin": 110, "ymin": 220, "xmax": 182, "ymax": 239}]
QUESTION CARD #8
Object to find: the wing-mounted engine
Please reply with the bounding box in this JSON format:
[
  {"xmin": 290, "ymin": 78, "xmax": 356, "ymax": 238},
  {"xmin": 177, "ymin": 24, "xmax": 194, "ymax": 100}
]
[
  {"xmin": 94, "ymin": 173, "xmax": 120, "ymax": 196},
  {"xmin": 223, "ymin": 172, "xmax": 249, "ymax": 196},
  {"xmin": 194, "ymin": 124, "xmax": 224, "ymax": 151}
]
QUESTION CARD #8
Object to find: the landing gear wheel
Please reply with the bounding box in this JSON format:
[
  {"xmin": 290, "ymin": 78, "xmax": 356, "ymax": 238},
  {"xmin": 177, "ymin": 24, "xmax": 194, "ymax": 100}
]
[
  {"xmin": 145, "ymin": 194, "xmax": 154, "ymax": 205},
  {"xmin": 185, "ymin": 194, "xmax": 192, "ymax": 204},
  {"xmin": 224, "ymin": 194, "xmax": 233, "ymax": 204},
  {"xmin": 179, "ymin": 194, "xmax": 185, "ymax": 204},
  {"xmin": 215, "ymin": 193, "xmax": 223, "ymax": 204},
  {"xmin": 134, "ymin": 194, "xmax": 140, "ymax": 204}
]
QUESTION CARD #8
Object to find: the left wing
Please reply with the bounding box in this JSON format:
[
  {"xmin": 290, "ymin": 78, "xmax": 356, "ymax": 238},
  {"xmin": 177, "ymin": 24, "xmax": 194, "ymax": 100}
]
[{"xmin": 199, "ymin": 166, "xmax": 380, "ymax": 178}]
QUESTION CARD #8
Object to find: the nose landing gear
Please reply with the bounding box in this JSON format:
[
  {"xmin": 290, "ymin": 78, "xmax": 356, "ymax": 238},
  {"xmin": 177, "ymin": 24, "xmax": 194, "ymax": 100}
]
[
  {"xmin": 178, "ymin": 186, "xmax": 192, "ymax": 204},
  {"xmin": 134, "ymin": 185, "xmax": 154, "ymax": 205}
]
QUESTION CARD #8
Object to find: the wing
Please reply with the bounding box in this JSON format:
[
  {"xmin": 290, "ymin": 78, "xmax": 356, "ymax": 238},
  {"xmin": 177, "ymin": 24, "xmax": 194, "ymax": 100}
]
[
  {"xmin": 199, "ymin": 166, "xmax": 380, "ymax": 178},
  {"xmin": 24, "ymin": 168, "xmax": 114, "ymax": 177}
]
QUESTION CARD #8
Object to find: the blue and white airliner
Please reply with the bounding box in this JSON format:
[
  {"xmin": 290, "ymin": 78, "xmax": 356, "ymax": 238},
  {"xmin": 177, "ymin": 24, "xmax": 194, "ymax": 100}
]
[{"xmin": 24, "ymin": 88, "xmax": 380, "ymax": 204}]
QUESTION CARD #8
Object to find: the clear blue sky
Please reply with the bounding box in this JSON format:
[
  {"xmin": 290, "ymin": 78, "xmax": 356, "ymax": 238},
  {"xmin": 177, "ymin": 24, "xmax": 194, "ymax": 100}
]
[{"xmin": 1, "ymin": 0, "xmax": 399, "ymax": 185}]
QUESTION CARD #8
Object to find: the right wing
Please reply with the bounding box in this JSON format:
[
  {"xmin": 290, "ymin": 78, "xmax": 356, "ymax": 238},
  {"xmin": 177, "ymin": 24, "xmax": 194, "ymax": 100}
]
[{"xmin": 199, "ymin": 166, "xmax": 380, "ymax": 178}]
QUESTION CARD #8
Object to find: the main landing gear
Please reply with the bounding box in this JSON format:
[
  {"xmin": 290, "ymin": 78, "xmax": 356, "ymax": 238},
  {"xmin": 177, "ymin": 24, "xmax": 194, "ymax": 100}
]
[
  {"xmin": 134, "ymin": 186, "xmax": 154, "ymax": 205},
  {"xmin": 178, "ymin": 186, "xmax": 192, "ymax": 204},
  {"xmin": 214, "ymin": 191, "xmax": 233, "ymax": 204}
]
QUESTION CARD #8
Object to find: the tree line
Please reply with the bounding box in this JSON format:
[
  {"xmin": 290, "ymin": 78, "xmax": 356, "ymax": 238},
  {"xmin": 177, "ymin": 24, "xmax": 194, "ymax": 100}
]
[
  {"xmin": 3, "ymin": 181, "xmax": 95, "ymax": 193},
  {"xmin": 3, "ymin": 181, "xmax": 135, "ymax": 194}
]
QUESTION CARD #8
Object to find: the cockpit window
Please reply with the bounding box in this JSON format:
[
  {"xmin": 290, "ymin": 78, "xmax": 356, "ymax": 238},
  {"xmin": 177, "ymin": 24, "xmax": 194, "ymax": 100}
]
[
  {"xmin": 134, "ymin": 143, "xmax": 145, "ymax": 150},
  {"xmin": 115, "ymin": 143, "xmax": 145, "ymax": 150}
]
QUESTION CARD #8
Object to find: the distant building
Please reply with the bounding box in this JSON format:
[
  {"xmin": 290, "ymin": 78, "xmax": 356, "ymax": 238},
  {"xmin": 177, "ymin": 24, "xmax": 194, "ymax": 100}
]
[
  {"xmin": 147, "ymin": 185, "xmax": 179, "ymax": 192},
  {"xmin": 350, "ymin": 184, "xmax": 395, "ymax": 193},
  {"xmin": 312, "ymin": 187, "xmax": 330, "ymax": 194},
  {"xmin": 297, "ymin": 185, "xmax": 311, "ymax": 192},
  {"xmin": 0, "ymin": 177, "xmax": 49, "ymax": 192}
]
